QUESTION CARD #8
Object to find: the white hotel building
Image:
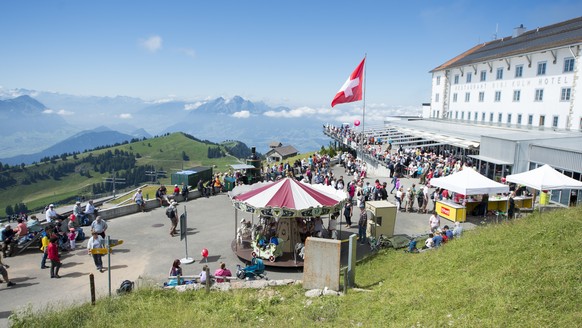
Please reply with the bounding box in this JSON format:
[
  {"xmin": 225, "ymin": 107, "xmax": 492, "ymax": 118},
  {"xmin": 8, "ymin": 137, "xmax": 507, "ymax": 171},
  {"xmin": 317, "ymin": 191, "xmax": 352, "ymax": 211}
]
[
  {"xmin": 428, "ymin": 17, "xmax": 581, "ymax": 131},
  {"xmin": 327, "ymin": 17, "xmax": 582, "ymax": 205}
]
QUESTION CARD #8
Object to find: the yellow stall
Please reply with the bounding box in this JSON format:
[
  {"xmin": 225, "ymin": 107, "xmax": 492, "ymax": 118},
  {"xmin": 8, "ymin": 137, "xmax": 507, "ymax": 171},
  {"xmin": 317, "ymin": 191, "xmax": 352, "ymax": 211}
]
[
  {"xmin": 430, "ymin": 168, "xmax": 510, "ymax": 223},
  {"xmin": 435, "ymin": 200, "xmax": 467, "ymax": 222}
]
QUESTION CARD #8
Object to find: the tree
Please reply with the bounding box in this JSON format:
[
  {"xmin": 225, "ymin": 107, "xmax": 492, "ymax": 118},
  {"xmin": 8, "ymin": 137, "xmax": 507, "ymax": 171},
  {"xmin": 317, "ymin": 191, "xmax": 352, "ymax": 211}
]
[{"xmin": 5, "ymin": 205, "xmax": 13, "ymax": 216}]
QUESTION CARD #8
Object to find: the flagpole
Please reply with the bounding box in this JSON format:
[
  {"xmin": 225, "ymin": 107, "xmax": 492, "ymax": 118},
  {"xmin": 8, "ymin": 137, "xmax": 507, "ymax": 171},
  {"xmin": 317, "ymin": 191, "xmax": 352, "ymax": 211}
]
[{"xmin": 362, "ymin": 53, "xmax": 367, "ymax": 152}]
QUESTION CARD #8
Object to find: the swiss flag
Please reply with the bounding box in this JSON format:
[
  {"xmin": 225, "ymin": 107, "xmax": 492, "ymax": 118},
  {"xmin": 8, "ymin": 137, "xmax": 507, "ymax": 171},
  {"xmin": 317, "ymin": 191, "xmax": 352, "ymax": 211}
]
[{"xmin": 331, "ymin": 58, "xmax": 365, "ymax": 107}]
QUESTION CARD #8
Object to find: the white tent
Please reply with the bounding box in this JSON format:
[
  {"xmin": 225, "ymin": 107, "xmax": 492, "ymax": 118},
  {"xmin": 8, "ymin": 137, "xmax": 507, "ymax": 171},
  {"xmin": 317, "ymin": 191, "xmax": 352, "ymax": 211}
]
[
  {"xmin": 430, "ymin": 167, "xmax": 509, "ymax": 195},
  {"xmin": 505, "ymin": 164, "xmax": 582, "ymax": 190}
]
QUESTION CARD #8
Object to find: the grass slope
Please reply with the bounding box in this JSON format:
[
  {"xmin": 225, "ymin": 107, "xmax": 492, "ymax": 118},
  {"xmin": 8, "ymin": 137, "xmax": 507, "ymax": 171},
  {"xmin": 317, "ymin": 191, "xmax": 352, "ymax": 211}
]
[
  {"xmin": 0, "ymin": 133, "xmax": 240, "ymax": 216},
  {"xmin": 10, "ymin": 207, "xmax": 582, "ymax": 327}
]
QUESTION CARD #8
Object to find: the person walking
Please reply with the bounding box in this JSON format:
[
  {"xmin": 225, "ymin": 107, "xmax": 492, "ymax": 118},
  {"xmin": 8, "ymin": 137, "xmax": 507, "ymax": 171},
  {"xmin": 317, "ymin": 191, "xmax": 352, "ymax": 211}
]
[
  {"xmin": 167, "ymin": 201, "xmax": 179, "ymax": 237},
  {"xmin": 0, "ymin": 252, "xmax": 16, "ymax": 287},
  {"xmin": 358, "ymin": 203, "xmax": 367, "ymax": 245},
  {"xmin": 40, "ymin": 227, "xmax": 51, "ymax": 269},
  {"xmin": 87, "ymin": 231, "xmax": 105, "ymax": 272},
  {"xmin": 90, "ymin": 216, "xmax": 108, "ymax": 239},
  {"xmin": 47, "ymin": 236, "xmax": 62, "ymax": 278},
  {"xmin": 343, "ymin": 201, "xmax": 353, "ymax": 228},
  {"xmin": 429, "ymin": 213, "xmax": 440, "ymax": 233}
]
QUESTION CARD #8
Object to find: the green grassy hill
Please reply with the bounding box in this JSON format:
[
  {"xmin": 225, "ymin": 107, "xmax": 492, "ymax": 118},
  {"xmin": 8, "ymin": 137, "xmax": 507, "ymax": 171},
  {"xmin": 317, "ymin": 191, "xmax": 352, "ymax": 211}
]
[
  {"xmin": 0, "ymin": 133, "xmax": 245, "ymax": 217},
  {"xmin": 10, "ymin": 207, "xmax": 582, "ymax": 327}
]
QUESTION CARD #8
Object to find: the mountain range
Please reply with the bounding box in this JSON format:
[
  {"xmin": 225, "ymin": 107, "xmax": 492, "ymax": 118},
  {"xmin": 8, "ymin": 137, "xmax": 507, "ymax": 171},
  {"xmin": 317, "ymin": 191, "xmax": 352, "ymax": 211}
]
[{"xmin": 0, "ymin": 88, "xmax": 419, "ymax": 164}]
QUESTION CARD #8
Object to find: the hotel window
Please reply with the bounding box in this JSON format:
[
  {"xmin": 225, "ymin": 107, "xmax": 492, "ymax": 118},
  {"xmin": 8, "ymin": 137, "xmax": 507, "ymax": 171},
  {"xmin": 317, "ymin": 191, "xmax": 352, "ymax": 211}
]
[
  {"xmin": 455, "ymin": 111, "xmax": 459, "ymax": 119},
  {"xmin": 490, "ymin": 112, "xmax": 494, "ymax": 122},
  {"xmin": 580, "ymin": 118, "xmax": 582, "ymax": 131},
  {"xmin": 517, "ymin": 114, "xmax": 522, "ymax": 125},
  {"xmin": 466, "ymin": 72, "xmax": 472, "ymax": 83},
  {"xmin": 454, "ymin": 74, "xmax": 459, "ymax": 84},
  {"xmin": 435, "ymin": 93, "xmax": 440, "ymax": 102},
  {"xmin": 564, "ymin": 58, "xmax": 575, "ymax": 73},
  {"xmin": 496, "ymin": 67, "xmax": 503, "ymax": 80},
  {"xmin": 468, "ymin": 112, "xmax": 471, "ymax": 120},
  {"xmin": 561, "ymin": 88, "xmax": 571, "ymax": 101},
  {"xmin": 553, "ymin": 116, "xmax": 559, "ymax": 128},
  {"xmin": 494, "ymin": 91, "xmax": 501, "ymax": 102},
  {"xmin": 535, "ymin": 89, "xmax": 544, "ymax": 101},
  {"xmin": 507, "ymin": 113, "xmax": 512, "ymax": 124},
  {"xmin": 474, "ymin": 111, "xmax": 478, "ymax": 121},
  {"xmin": 537, "ymin": 61, "xmax": 547, "ymax": 75},
  {"xmin": 452, "ymin": 93, "xmax": 458, "ymax": 102},
  {"xmin": 539, "ymin": 115, "xmax": 545, "ymax": 126},
  {"xmin": 528, "ymin": 114, "xmax": 533, "ymax": 125},
  {"xmin": 465, "ymin": 92, "xmax": 470, "ymax": 102},
  {"xmin": 515, "ymin": 65, "xmax": 523, "ymax": 78},
  {"xmin": 480, "ymin": 70, "xmax": 487, "ymax": 81},
  {"xmin": 461, "ymin": 111, "xmax": 465, "ymax": 120},
  {"xmin": 436, "ymin": 76, "xmax": 441, "ymax": 85},
  {"xmin": 478, "ymin": 91, "xmax": 484, "ymax": 102},
  {"xmin": 513, "ymin": 90, "xmax": 521, "ymax": 102},
  {"xmin": 498, "ymin": 113, "xmax": 502, "ymax": 123},
  {"xmin": 481, "ymin": 112, "xmax": 486, "ymax": 122}
]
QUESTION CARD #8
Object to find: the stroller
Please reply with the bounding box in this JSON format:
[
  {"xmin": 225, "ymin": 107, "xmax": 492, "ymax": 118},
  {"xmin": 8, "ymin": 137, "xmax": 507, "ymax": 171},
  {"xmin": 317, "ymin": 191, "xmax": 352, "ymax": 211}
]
[{"xmin": 236, "ymin": 258, "xmax": 267, "ymax": 280}]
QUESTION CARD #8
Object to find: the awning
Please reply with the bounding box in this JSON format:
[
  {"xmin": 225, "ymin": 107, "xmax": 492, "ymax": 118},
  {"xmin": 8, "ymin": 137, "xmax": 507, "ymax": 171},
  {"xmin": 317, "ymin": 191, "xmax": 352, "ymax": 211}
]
[
  {"xmin": 230, "ymin": 164, "xmax": 257, "ymax": 170},
  {"xmin": 469, "ymin": 155, "xmax": 513, "ymax": 165}
]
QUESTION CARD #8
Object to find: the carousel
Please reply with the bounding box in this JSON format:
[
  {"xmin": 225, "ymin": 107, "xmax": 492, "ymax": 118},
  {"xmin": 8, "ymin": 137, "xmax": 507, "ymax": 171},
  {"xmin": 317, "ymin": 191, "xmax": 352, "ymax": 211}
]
[{"xmin": 228, "ymin": 177, "xmax": 347, "ymax": 267}]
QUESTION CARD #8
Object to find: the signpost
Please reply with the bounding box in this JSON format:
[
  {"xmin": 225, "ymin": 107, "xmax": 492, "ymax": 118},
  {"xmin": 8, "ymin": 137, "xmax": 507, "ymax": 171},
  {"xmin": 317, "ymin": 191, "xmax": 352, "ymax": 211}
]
[{"xmin": 180, "ymin": 207, "xmax": 194, "ymax": 264}]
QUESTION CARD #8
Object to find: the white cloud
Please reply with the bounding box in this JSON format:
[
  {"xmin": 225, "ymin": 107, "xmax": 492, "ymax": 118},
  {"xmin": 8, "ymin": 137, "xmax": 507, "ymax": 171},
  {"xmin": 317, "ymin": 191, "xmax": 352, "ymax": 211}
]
[
  {"xmin": 184, "ymin": 101, "xmax": 206, "ymax": 111},
  {"xmin": 139, "ymin": 35, "xmax": 162, "ymax": 52},
  {"xmin": 178, "ymin": 48, "xmax": 196, "ymax": 59},
  {"xmin": 119, "ymin": 113, "xmax": 133, "ymax": 119},
  {"xmin": 262, "ymin": 104, "xmax": 422, "ymax": 124},
  {"xmin": 232, "ymin": 110, "xmax": 250, "ymax": 118},
  {"xmin": 42, "ymin": 108, "xmax": 74, "ymax": 116}
]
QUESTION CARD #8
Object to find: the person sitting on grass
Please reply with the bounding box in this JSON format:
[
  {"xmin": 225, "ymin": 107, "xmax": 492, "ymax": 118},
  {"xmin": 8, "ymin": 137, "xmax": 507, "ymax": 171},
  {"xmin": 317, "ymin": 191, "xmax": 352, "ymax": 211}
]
[{"xmin": 424, "ymin": 234, "xmax": 435, "ymax": 249}]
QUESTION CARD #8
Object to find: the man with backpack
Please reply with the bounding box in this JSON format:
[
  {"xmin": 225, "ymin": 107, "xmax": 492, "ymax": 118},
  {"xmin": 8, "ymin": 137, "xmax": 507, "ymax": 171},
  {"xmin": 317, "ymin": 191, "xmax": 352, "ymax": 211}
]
[{"xmin": 166, "ymin": 201, "xmax": 179, "ymax": 237}]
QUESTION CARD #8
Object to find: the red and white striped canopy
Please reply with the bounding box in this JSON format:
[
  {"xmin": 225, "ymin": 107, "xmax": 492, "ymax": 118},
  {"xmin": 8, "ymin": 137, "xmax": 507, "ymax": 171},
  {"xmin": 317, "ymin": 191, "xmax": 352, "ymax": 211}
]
[{"xmin": 229, "ymin": 178, "xmax": 347, "ymax": 218}]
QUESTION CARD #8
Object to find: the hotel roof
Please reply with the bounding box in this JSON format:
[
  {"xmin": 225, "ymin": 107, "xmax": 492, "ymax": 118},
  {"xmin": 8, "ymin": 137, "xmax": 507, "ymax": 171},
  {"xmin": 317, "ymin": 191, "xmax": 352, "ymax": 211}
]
[
  {"xmin": 381, "ymin": 119, "xmax": 582, "ymax": 149},
  {"xmin": 431, "ymin": 16, "xmax": 582, "ymax": 72}
]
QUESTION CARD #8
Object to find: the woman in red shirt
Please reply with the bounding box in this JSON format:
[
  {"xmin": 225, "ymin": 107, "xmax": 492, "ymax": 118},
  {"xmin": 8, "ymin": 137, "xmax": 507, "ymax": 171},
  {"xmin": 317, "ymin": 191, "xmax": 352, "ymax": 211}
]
[{"xmin": 47, "ymin": 237, "xmax": 61, "ymax": 278}]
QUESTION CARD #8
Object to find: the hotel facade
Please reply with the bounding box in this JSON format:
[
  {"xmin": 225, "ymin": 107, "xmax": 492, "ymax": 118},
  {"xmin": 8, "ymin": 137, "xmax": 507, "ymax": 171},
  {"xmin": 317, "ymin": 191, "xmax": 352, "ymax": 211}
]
[{"xmin": 427, "ymin": 17, "xmax": 581, "ymax": 131}]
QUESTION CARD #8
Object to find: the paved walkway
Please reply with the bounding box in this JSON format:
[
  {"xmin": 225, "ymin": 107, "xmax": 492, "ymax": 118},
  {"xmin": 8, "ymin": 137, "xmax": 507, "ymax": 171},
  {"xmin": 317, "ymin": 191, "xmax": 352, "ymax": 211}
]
[{"xmin": 0, "ymin": 165, "xmax": 475, "ymax": 327}]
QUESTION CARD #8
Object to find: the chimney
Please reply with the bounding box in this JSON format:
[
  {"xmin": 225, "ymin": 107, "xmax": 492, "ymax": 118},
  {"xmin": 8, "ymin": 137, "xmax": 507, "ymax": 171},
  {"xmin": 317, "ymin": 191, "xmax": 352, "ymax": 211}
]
[{"xmin": 513, "ymin": 24, "xmax": 526, "ymax": 37}]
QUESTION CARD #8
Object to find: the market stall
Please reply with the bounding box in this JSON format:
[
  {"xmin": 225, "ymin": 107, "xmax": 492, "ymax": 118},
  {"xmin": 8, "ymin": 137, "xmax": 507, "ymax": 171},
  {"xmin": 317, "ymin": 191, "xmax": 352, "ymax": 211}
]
[
  {"xmin": 431, "ymin": 168, "xmax": 509, "ymax": 222},
  {"xmin": 228, "ymin": 177, "xmax": 347, "ymax": 267},
  {"xmin": 506, "ymin": 164, "xmax": 582, "ymax": 210}
]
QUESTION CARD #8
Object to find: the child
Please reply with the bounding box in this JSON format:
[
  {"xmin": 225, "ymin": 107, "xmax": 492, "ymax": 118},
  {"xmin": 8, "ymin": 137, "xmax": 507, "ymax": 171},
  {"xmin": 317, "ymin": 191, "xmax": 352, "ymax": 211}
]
[
  {"xmin": 68, "ymin": 228, "xmax": 76, "ymax": 250},
  {"xmin": 40, "ymin": 227, "xmax": 51, "ymax": 269},
  {"xmin": 199, "ymin": 265, "xmax": 208, "ymax": 284}
]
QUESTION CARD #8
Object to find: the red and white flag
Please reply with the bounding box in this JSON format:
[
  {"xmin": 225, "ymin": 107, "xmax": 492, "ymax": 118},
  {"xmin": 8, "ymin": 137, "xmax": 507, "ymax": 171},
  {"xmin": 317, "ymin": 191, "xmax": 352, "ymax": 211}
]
[{"xmin": 331, "ymin": 57, "xmax": 365, "ymax": 107}]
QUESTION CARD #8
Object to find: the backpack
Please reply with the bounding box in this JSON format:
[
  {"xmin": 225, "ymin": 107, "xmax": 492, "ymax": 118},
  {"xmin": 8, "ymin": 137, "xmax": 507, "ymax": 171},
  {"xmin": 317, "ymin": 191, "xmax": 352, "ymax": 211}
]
[
  {"xmin": 117, "ymin": 280, "xmax": 134, "ymax": 295},
  {"xmin": 165, "ymin": 207, "xmax": 175, "ymax": 219}
]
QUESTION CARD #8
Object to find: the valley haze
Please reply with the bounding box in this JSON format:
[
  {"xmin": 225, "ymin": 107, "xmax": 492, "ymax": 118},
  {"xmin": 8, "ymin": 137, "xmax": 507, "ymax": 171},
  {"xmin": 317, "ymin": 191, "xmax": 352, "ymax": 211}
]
[{"xmin": 0, "ymin": 88, "xmax": 420, "ymax": 164}]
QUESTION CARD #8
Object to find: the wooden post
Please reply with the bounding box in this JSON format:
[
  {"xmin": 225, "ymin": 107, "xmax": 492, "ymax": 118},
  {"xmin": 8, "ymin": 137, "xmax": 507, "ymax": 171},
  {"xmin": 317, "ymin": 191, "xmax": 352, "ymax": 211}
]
[
  {"xmin": 343, "ymin": 267, "xmax": 348, "ymax": 294},
  {"xmin": 89, "ymin": 273, "xmax": 96, "ymax": 305},
  {"xmin": 205, "ymin": 268, "xmax": 211, "ymax": 294}
]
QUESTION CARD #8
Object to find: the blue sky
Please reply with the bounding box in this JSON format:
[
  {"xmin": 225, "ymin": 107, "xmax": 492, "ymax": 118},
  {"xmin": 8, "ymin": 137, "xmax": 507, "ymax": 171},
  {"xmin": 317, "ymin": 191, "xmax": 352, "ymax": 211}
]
[{"xmin": 1, "ymin": 0, "xmax": 581, "ymax": 111}]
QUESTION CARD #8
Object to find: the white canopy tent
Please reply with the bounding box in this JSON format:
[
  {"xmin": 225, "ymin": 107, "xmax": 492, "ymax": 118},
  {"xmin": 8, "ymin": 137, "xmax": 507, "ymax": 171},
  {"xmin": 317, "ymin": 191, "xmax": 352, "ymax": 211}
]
[
  {"xmin": 505, "ymin": 164, "xmax": 582, "ymax": 190},
  {"xmin": 430, "ymin": 167, "xmax": 509, "ymax": 195}
]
